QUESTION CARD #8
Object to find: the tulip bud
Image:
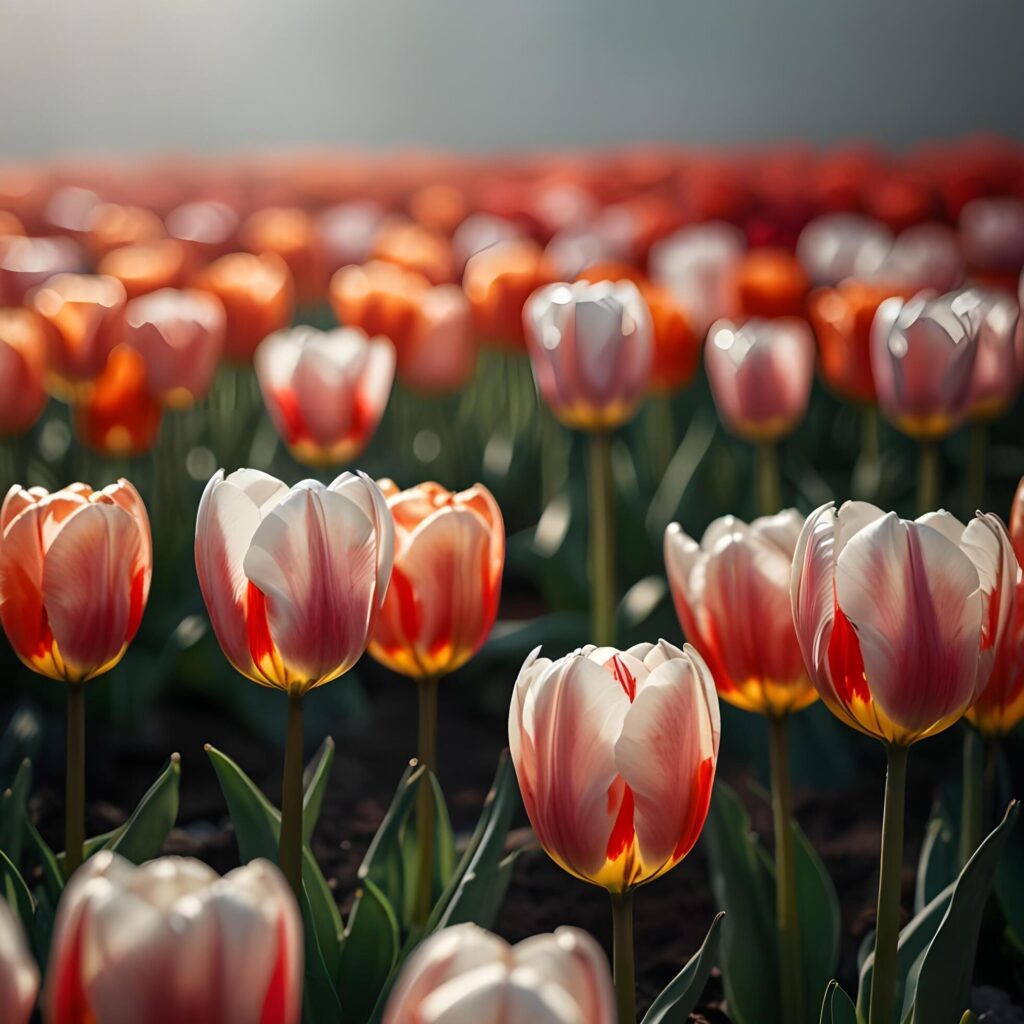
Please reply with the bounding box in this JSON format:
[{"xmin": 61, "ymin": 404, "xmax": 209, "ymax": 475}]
[
  {"xmin": 254, "ymin": 326, "xmax": 395, "ymax": 466},
  {"xmin": 870, "ymin": 291, "xmax": 978, "ymax": 438},
  {"xmin": 966, "ymin": 572, "xmax": 1024, "ymax": 738},
  {"xmin": 125, "ymin": 288, "xmax": 226, "ymax": 407},
  {"xmin": 0, "ymin": 308, "xmax": 48, "ymax": 436},
  {"xmin": 509, "ymin": 641, "xmax": 720, "ymax": 892},
  {"xmin": 523, "ymin": 280, "xmax": 653, "ymax": 431},
  {"xmin": 791, "ymin": 502, "xmax": 1015, "ymax": 744},
  {"xmin": 705, "ymin": 318, "xmax": 815, "ymax": 442},
  {"xmin": 665, "ymin": 511, "xmax": 817, "ymax": 716},
  {"xmin": 369, "ymin": 480, "xmax": 504, "ymax": 679},
  {"xmin": 796, "ymin": 213, "xmax": 893, "ymax": 287},
  {"xmin": 384, "ymin": 923, "xmax": 615, "ymax": 1024},
  {"xmin": 44, "ymin": 853, "xmax": 301, "ymax": 1024},
  {"xmin": 195, "ymin": 469, "xmax": 393, "ymax": 694},
  {"xmin": 191, "ymin": 252, "xmax": 295, "ymax": 364},
  {"xmin": 0, "ymin": 479, "xmax": 152, "ymax": 683},
  {"xmin": 0, "ymin": 901, "xmax": 38, "ymax": 1024}
]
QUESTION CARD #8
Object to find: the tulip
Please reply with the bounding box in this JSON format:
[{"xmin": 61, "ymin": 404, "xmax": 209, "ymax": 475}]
[
  {"xmin": 524, "ymin": 280, "xmax": 653, "ymax": 645},
  {"xmin": 796, "ymin": 213, "xmax": 893, "ymax": 286},
  {"xmin": 871, "ymin": 223, "xmax": 964, "ymax": 294},
  {"xmin": 959, "ymin": 196, "xmax": 1024, "ymax": 292},
  {"xmin": 790, "ymin": 500, "xmax": 1015, "ymax": 1024},
  {"xmin": 30, "ymin": 274, "xmax": 127, "ymax": 397},
  {"xmin": 0, "ymin": 308, "xmax": 49, "ymax": 436},
  {"xmin": 451, "ymin": 212, "xmax": 523, "ymax": 274},
  {"xmin": 98, "ymin": 239, "xmax": 189, "ymax": 299},
  {"xmin": 195, "ymin": 468, "xmax": 393, "ymax": 894},
  {"xmin": 732, "ymin": 248, "xmax": 809, "ymax": 320},
  {"xmin": 191, "ymin": 252, "xmax": 294, "ymax": 364},
  {"xmin": 254, "ymin": 325, "xmax": 395, "ymax": 466},
  {"xmin": 372, "ymin": 219, "xmax": 455, "ymax": 286},
  {"xmin": 240, "ymin": 207, "xmax": 326, "ymax": 305},
  {"xmin": 0, "ymin": 235, "xmax": 85, "ymax": 306},
  {"xmin": 665, "ymin": 509, "xmax": 813, "ymax": 1021},
  {"xmin": 317, "ymin": 200, "xmax": 386, "ymax": 275},
  {"xmin": 125, "ymin": 289, "xmax": 226, "ymax": 407},
  {"xmin": 45, "ymin": 852, "xmax": 302, "ymax": 1024},
  {"xmin": 0, "ymin": 900, "xmax": 39, "ymax": 1024},
  {"xmin": 0, "ymin": 478, "xmax": 151, "ymax": 872},
  {"xmin": 166, "ymin": 200, "xmax": 240, "ymax": 263},
  {"xmin": 871, "ymin": 290, "xmax": 978, "ymax": 513},
  {"xmin": 509, "ymin": 641, "xmax": 719, "ymax": 1022},
  {"xmin": 383, "ymin": 923, "xmax": 615, "ymax": 1024},
  {"xmin": 86, "ymin": 203, "xmax": 165, "ymax": 260}
]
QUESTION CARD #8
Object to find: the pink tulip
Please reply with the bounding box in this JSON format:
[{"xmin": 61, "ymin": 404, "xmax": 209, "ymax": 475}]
[
  {"xmin": 125, "ymin": 288, "xmax": 226, "ymax": 407},
  {"xmin": 254, "ymin": 326, "xmax": 395, "ymax": 466},
  {"xmin": 665, "ymin": 510, "xmax": 817, "ymax": 716},
  {"xmin": 0, "ymin": 480, "xmax": 152, "ymax": 683},
  {"xmin": 316, "ymin": 201, "xmax": 387, "ymax": 275},
  {"xmin": 451, "ymin": 213, "xmax": 523, "ymax": 274},
  {"xmin": 959, "ymin": 197, "xmax": 1024, "ymax": 273},
  {"xmin": 0, "ymin": 308, "xmax": 48, "ymax": 436},
  {"xmin": 796, "ymin": 213, "xmax": 892, "ymax": 286},
  {"xmin": 195, "ymin": 469, "xmax": 393, "ymax": 694},
  {"xmin": 508, "ymin": 641, "xmax": 720, "ymax": 892},
  {"xmin": 871, "ymin": 291, "xmax": 977, "ymax": 438},
  {"xmin": 648, "ymin": 222, "xmax": 746, "ymax": 335},
  {"xmin": 0, "ymin": 236, "xmax": 84, "ymax": 306},
  {"xmin": 790, "ymin": 502, "xmax": 1015, "ymax": 744},
  {"xmin": 523, "ymin": 280, "xmax": 653, "ymax": 431},
  {"xmin": 960, "ymin": 288, "xmax": 1020, "ymax": 420},
  {"xmin": 704, "ymin": 318, "xmax": 815, "ymax": 441},
  {"xmin": 0, "ymin": 901, "xmax": 39, "ymax": 1024},
  {"xmin": 870, "ymin": 224, "xmax": 965, "ymax": 293},
  {"xmin": 384, "ymin": 923, "xmax": 615, "ymax": 1024},
  {"xmin": 45, "ymin": 853, "xmax": 301, "ymax": 1024},
  {"xmin": 369, "ymin": 480, "xmax": 504, "ymax": 679},
  {"xmin": 396, "ymin": 283, "xmax": 477, "ymax": 394}
]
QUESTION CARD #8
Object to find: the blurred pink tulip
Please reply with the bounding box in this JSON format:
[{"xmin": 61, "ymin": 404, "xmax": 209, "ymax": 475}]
[
  {"xmin": 317, "ymin": 200, "xmax": 387, "ymax": 275},
  {"xmin": 509, "ymin": 641, "xmax": 720, "ymax": 892},
  {"xmin": 791, "ymin": 502, "xmax": 1015, "ymax": 744},
  {"xmin": 0, "ymin": 236, "xmax": 84, "ymax": 306},
  {"xmin": 795, "ymin": 213, "xmax": 892, "ymax": 286},
  {"xmin": 959, "ymin": 197, "xmax": 1024, "ymax": 274},
  {"xmin": 254, "ymin": 326, "xmax": 395, "ymax": 466},
  {"xmin": 384, "ymin": 923, "xmax": 615, "ymax": 1024},
  {"xmin": 451, "ymin": 212, "xmax": 523, "ymax": 274},
  {"xmin": 195, "ymin": 469, "xmax": 393, "ymax": 694},
  {"xmin": 665, "ymin": 510, "xmax": 817, "ymax": 716},
  {"xmin": 870, "ymin": 223, "xmax": 965, "ymax": 293},
  {"xmin": 125, "ymin": 288, "xmax": 226, "ymax": 407},
  {"xmin": 0, "ymin": 901, "xmax": 38, "ymax": 1024},
  {"xmin": 523, "ymin": 280, "xmax": 653, "ymax": 431},
  {"xmin": 704, "ymin": 318, "xmax": 815, "ymax": 441},
  {"xmin": 0, "ymin": 308, "xmax": 48, "ymax": 436},
  {"xmin": 165, "ymin": 200, "xmax": 240, "ymax": 263},
  {"xmin": 45, "ymin": 853, "xmax": 301, "ymax": 1024},
  {"xmin": 960, "ymin": 287, "xmax": 1021, "ymax": 420},
  {"xmin": 0, "ymin": 480, "xmax": 152, "ymax": 683},
  {"xmin": 871, "ymin": 291, "xmax": 977, "ymax": 438}
]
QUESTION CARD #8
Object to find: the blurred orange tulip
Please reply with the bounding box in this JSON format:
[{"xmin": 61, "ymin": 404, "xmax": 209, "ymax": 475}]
[
  {"xmin": 0, "ymin": 212, "xmax": 25, "ymax": 237},
  {"xmin": 98, "ymin": 238, "xmax": 188, "ymax": 299},
  {"xmin": 0, "ymin": 309, "xmax": 48, "ymax": 436},
  {"xmin": 240, "ymin": 206, "xmax": 326, "ymax": 305},
  {"xmin": 733, "ymin": 248, "xmax": 809, "ymax": 319},
  {"xmin": 372, "ymin": 219, "xmax": 456, "ymax": 285},
  {"xmin": 86, "ymin": 202, "xmax": 166, "ymax": 260},
  {"xmin": 0, "ymin": 235, "xmax": 84, "ymax": 306}
]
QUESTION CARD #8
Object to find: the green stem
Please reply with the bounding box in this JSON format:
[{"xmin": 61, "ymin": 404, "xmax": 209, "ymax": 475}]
[
  {"xmin": 960, "ymin": 726, "xmax": 984, "ymax": 869},
  {"xmin": 869, "ymin": 744, "xmax": 909, "ymax": 1024},
  {"xmin": 853, "ymin": 405, "xmax": 881, "ymax": 501},
  {"xmin": 645, "ymin": 395, "xmax": 675, "ymax": 482},
  {"xmin": 279, "ymin": 693, "xmax": 305, "ymax": 900},
  {"xmin": 64, "ymin": 682, "xmax": 86, "ymax": 878},
  {"xmin": 965, "ymin": 420, "xmax": 988, "ymax": 517},
  {"xmin": 610, "ymin": 890, "xmax": 636, "ymax": 1024},
  {"xmin": 756, "ymin": 441, "xmax": 782, "ymax": 517},
  {"xmin": 415, "ymin": 675, "xmax": 439, "ymax": 929},
  {"xmin": 587, "ymin": 431, "xmax": 616, "ymax": 646},
  {"xmin": 917, "ymin": 439, "xmax": 940, "ymax": 516},
  {"xmin": 769, "ymin": 714, "xmax": 804, "ymax": 1024}
]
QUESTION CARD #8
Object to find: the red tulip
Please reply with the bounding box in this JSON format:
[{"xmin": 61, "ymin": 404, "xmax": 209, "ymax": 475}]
[
  {"xmin": 0, "ymin": 308, "xmax": 48, "ymax": 436},
  {"xmin": 0, "ymin": 901, "xmax": 38, "ymax": 1024},
  {"xmin": 732, "ymin": 248, "xmax": 809, "ymax": 320}
]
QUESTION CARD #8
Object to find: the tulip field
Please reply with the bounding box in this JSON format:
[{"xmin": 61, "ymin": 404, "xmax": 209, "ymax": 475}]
[{"xmin": 0, "ymin": 139, "xmax": 1023, "ymax": 1024}]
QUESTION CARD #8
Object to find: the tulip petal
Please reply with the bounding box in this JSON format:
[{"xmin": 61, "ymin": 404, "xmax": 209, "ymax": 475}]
[{"xmin": 0, "ymin": 902, "xmax": 38, "ymax": 1024}]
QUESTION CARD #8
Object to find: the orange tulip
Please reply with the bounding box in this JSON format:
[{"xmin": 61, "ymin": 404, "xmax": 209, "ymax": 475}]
[
  {"xmin": 733, "ymin": 248, "xmax": 809, "ymax": 319},
  {"xmin": 98, "ymin": 238, "xmax": 188, "ymax": 299},
  {"xmin": 166, "ymin": 199, "xmax": 240, "ymax": 264},
  {"xmin": 86, "ymin": 203, "xmax": 165, "ymax": 260},
  {"xmin": 191, "ymin": 252, "xmax": 294, "ymax": 364},
  {"xmin": 0, "ymin": 211, "xmax": 25, "ymax": 237},
  {"xmin": 0, "ymin": 309, "xmax": 48, "ymax": 436},
  {"xmin": 0, "ymin": 478, "xmax": 152, "ymax": 683},
  {"xmin": 373, "ymin": 219, "xmax": 456, "ymax": 286},
  {"xmin": 369, "ymin": 480, "xmax": 504, "ymax": 679},
  {"xmin": 240, "ymin": 206, "xmax": 326, "ymax": 305}
]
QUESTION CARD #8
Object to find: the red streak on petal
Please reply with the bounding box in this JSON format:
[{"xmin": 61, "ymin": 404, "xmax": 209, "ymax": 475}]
[
  {"xmin": 609, "ymin": 655, "xmax": 637, "ymax": 702},
  {"xmin": 672, "ymin": 756, "xmax": 715, "ymax": 862},
  {"xmin": 828, "ymin": 598, "xmax": 870, "ymax": 705},
  {"xmin": 246, "ymin": 581, "xmax": 277, "ymax": 675},
  {"xmin": 126, "ymin": 565, "xmax": 147, "ymax": 641},
  {"xmin": 605, "ymin": 781, "xmax": 636, "ymax": 861},
  {"xmin": 269, "ymin": 387, "xmax": 307, "ymax": 445},
  {"xmin": 259, "ymin": 914, "xmax": 291, "ymax": 1024},
  {"xmin": 390, "ymin": 564, "xmax": 422, "ymax": 651}
]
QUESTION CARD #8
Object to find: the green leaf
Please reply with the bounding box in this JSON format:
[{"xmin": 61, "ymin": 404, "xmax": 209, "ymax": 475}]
[
  {"xmin": 820, "ymin": 980, "xmax": 861, "ymax": 1024},
  {"xmin": 302, "ymin": 737, "xmax": 335, "ymax": 845},
  {"xmin": 205, "ymin": 744, "xmax": 343, "ymax": 1022},
  {"xmin": 958, "ymin": 1013, "xmax": 978, "ymax": 1024},
  {"xmin": 0, "ymin": 848, "xmax": 34, "ymax": 938},
  {"xmin": 914, "ymin": 803, "xmax": 957, "ymax": 914},
  {"xmin": 399, "ymin": 771, "xmax": 456, "ymax": 927},
  {"xmin": 995, "ymin": 803, "xmax": 1024, "ymax": 950},
  {"xmin": 0, "ymin": 759, "xmax": 31, "ymax": 866},
  {"xmin": 794, "ymin": 819, "xmax": 841, "ymax": 1015},
  {"xmin": 703, "ymin": 781, "xmax": 779, "ymax": 1024},
  {"xmin": 104, "ymin": 754, "xmax": 181, "ymax": 864},
  {"xmin": 336, "ymin": 877, "xmax": 400, "ymax": 1024},
  {"xmin": 642, "ymin": 912, "xmax": 724, "ymax": 1024},
  {"xmin": 909, "ymin": 801, "xmax": 1020, "ymax": 1024},
  {"xmin": 22, "ymin": 813, "xmax": 64, "ymax": 903}
]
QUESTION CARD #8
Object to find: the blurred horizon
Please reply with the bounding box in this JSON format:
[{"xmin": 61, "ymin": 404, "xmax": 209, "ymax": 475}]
[{"xmin": 2, "ymin": 0, "xmax": 1022, "ymax": 160}]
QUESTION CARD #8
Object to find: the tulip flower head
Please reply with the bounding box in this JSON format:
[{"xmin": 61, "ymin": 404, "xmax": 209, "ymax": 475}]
[
  {"xmin": 509, "ymin": 641, "xmax": 720, "ymax": 892},
  {"xmin": 45, "ymin": 852, "xmax": 301, "ymax": 1024},
  {"xmin": 369, "ymin": 480, "xmax": 504, "ymax": 679},
  {"xmin": 704, "ymin": 318, "xmax": 815, "ymax": 442},
  {"xmin": 665, "ymin": 511, "xmax": 816, "ymax": 716},
  {"xmin": 0, "ymin": 479, "xmax": 152, "ymax": 683},
  {"xmin": 523, "ymin": 280, "xmax": 653, "ymax": 431},
  {"xmin": 254, "ymin": 325, "xmax": 395, "ymax": 466},
  {"xmin": 0, "ymin": 235, "xmax": 84, "ymax": 306},
  {"xmin": 99, "ymin": 239, "xmax": 189, "ymax": 300},
  {"xmin": 0, "ymin": 900, "xmax": 38, "ymax": 1024},
  {"xmin": 195, "ymin": 469, "xmax": 393, "ymax": 695},
  {"xmin": 796, "ymin": 213, "xmax": 893, "ymax": 286},
  {"xmin": 125, "ymin": 288, "xmax": 226, "ymax": 407},
  {"xmin": 791, "ymin": 502, "xmax": 1015, "ymax": 745},
  {"xmin": 0, "ymin": 308, "xmax": 48, "ymax": 436},
  {"xmin": 384, "ymin": 923, "xmax": 615, "ymax": 1024},
  {"xmin": 871, "ymin": 291, "xmax": 978, "ymax": 438},
  {"xmin": 240, "ymin": 206, "xmax": 326, "ymax": 305},
  {"xmin": 870, "ymin": 224, "xmax": 964, "ymax": 294},
  {"xmin": 959, "ymin": 288, "xmax": 1021, "ymax": 421},
  {"xmin": 732, "ymin": 248, "xmax": 809, "ymax": 320}
]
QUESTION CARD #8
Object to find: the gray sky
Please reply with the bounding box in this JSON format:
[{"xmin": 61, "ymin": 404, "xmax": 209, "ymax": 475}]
[{"xmin": 1, "ymin": 0, "xmax": 1022, "ymax": 158}]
